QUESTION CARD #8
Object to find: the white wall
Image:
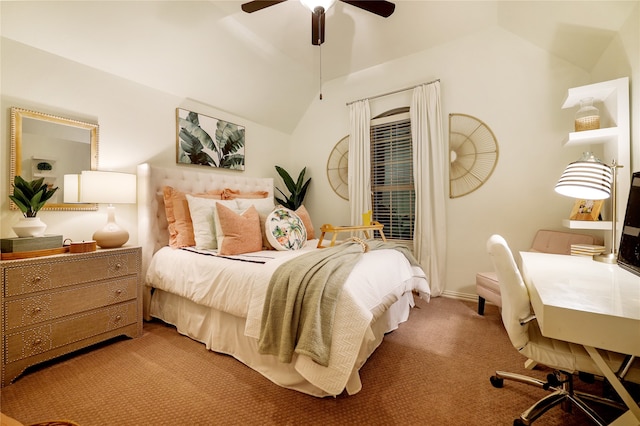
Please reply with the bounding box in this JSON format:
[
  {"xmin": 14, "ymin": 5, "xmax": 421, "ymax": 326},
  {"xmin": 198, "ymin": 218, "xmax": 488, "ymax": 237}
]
[
  {"xmin": 1, "ymin": 38, "xmax": 290, "ymax": 244},
  {"xmin": 591, "ymin": 1, "xmax": 640, "ymax": 172},
  {"xmin": 289, "ymin": 25, "xmax": 636, "ymax": 299}
]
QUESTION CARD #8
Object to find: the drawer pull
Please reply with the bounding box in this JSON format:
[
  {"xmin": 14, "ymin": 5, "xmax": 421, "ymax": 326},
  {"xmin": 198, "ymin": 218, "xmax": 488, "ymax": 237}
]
[
  {"xmin": 115, "ymin": 315, "xmax": 122, "ymax": 322},
  {"xmin": 32, "ymin": 307, "xmax": 42, "ymax": 314},
  {"xmin": 115, "ymin": 289, "xmax": 122, "ymax": 295},
  {"xmin": 33, "ymin": 276, "xmax": 42, "ymax": 283},
  {"xmin": 33, "ymin": 338, "xmax": 42, "ymax": 346},
  {"xmin": 115, "ymin": 263, "xmax": 122, "ymax": 269}
]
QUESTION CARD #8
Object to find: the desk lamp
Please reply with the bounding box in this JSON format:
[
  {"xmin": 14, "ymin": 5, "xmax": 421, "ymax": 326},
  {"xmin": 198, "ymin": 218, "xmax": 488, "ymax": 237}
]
[
  {"xmin": 64, "ymin": 171, "xmax": 137, "ymax": 248},
  {"xmin": 554, "ymin": 152, "xmax": 620, "ymax": 264}
]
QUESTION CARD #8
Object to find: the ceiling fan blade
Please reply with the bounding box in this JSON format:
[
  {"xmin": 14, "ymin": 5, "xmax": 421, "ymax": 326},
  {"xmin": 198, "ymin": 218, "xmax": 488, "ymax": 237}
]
[
  {"xmin": 340, "ymin": 0, "xmax": 395, "ymax": 18},
  {"xmin": 241, "ymin": 0, "xmax": 287, "ymax": 14},
  {"xmin": 311, "ymin": 8, "xmax": 326, "ymax": 45}
]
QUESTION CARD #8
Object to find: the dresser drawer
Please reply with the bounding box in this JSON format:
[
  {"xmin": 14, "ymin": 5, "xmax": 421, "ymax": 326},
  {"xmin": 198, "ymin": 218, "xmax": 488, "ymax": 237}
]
[
  {"xmin": 3, "ymin": 250, "xmax": 138, "ymax": 297},
  {"xmin": 4, "ymin": 276, "xmax": 137, "ymax": 331},
  {"xmin": 4, "ymin": 300, "xmax": 137, "ymax": 363}
]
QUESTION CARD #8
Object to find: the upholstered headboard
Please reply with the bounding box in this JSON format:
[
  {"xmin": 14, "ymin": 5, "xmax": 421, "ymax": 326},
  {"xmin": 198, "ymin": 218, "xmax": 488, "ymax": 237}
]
[{"xmin": 136, "ymin": 163, "xmax": 274, "ymax": 284}]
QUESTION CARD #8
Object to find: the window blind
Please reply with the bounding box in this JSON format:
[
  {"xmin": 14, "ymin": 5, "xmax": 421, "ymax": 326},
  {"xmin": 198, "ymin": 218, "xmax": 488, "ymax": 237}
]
[{"xmin": 370, "ymin": 112, "xmax": 415, "ymax": 241}]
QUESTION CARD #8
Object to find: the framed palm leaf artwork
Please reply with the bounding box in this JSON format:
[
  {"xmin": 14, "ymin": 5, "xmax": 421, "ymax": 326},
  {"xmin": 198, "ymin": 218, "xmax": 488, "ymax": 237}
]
[{"xmin": 176, "ymin": 108, "xmax": 245, "ymax": 170}]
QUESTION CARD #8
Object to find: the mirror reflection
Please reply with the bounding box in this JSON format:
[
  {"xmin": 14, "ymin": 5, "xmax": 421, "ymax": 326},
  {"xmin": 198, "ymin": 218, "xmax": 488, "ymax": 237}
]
[{"xmin": 10, "ymin": 107, "xmax": 99, "ymax": 211}]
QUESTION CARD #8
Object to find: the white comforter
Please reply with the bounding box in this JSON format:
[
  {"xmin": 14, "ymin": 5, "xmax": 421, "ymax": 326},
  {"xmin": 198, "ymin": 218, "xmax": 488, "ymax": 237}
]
[{"xmin": 146, "ymin": 239, "xmax": 430, "ymax": 395}]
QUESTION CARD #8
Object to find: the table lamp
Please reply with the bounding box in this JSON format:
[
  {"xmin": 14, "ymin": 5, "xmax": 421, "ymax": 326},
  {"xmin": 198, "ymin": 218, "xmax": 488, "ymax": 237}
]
[
  {"xmin": 554, "ymin": 152, "xmax": 620, "ymax": 263},
  {"xmin": 64, "ymin": 171, "xmax": 137, "ymax": 248}
]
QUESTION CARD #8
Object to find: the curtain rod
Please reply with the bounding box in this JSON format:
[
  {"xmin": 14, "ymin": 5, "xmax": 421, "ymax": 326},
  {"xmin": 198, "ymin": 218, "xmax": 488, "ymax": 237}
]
[{"xmin": 345, "ymin": 79, "xmax": 440, "ymax": 106}]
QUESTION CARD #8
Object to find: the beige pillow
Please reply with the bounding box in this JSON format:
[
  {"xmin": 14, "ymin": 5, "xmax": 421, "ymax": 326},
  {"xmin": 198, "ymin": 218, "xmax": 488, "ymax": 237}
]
[
  {"xmin": 295, "ymin": 205, "xmax": 315, "ymax": 240},
  {"xmin": 185, "ymin": 195, "xmax": 237, "ymax": 249},
  {"xmin": 214, "ymin": 203, "xmax": 262, "ymax": 255},
  {"xmin": 163, "ymin": 186, "xmax": 223, "ymax": 248},
  {"xmin": 222, "ymin": 188, "xmax": 269, "ymax": 200}
]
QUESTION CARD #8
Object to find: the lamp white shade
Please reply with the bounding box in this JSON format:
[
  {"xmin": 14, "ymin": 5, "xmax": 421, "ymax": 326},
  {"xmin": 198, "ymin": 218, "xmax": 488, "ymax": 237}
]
[
  {"xmin": 78, "ymin": 171, "xmax": 137, "ymax": 204},
  {"xmin": 63, "ymin": 170, "xmax": 137, "ymax": 248},
  {"xmin": 63, "ymin": 174, "xmax": 80, "ymax": 203},
  {"xmin": 554, "ymin": 153, "xmax": 612, "ymax": 200}
]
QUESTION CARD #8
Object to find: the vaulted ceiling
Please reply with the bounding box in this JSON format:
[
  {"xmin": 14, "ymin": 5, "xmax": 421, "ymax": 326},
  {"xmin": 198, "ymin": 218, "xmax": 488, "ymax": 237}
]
[{"xmin": 1, "ymin": 1, "xmax": 636, "ymax": 133}]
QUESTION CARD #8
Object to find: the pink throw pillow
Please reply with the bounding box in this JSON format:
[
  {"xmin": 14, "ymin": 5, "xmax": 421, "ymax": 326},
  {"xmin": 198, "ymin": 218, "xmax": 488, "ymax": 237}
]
[
  {"xmin": 163, "ymin": 186, "xmax": 222, "ymax": 248},
  {"xmin": 215, "ymin": 203, "xmax": 262, "ymax": 255},
  {"xmin": 295, "ymin": 205, "xmax": 314, "ymax": 240}
]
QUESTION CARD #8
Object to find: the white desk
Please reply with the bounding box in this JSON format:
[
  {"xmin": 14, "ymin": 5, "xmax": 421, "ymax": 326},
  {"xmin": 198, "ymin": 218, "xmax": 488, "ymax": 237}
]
[{"xmin": 520, "ymin": 252, "xmax": 640, "ymax": 425}]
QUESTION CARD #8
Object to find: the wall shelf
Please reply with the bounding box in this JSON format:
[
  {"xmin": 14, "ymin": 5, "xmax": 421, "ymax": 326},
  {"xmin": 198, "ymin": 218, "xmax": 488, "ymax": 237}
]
[
  {"xmin": 560, "ymin": 77, "xmax": 630, "ymax": 251},
  {"xmin": 562, "ymin": 219, "xmax": 612, "ymax": 230},
  {"xmin": 562, "ymin": 127, "xmax": 619, "ymax": 147}
]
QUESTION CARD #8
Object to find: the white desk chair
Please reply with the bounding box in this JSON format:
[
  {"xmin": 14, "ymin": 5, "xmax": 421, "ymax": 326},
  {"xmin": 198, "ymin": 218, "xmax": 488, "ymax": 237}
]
[
  {"xmin": 477, "ymin": 229, "xmax": 600, "ymax": 316},
  {"xmin": 486, "ymin": 234, "xmax": 640, "ymax": 425}
]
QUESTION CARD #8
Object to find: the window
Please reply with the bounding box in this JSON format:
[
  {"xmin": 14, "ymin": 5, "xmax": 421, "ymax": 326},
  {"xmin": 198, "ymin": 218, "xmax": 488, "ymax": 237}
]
[{"xmin": 370, "ymin": 109, "xmax": 415, "ymax": 241}]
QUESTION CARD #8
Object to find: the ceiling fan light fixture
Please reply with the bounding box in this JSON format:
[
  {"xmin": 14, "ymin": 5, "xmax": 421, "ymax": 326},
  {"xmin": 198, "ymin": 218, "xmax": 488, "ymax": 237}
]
[{"xmin": 301, "ymin": 0, "xmax": 336, "ymax": 13}]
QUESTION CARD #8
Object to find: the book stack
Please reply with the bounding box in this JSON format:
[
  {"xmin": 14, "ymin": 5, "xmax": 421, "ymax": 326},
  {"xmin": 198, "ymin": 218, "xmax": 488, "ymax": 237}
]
[
  {"xmin": 1, "ymin": 235, "xmax": 65, "ymax": 260},
  {"xmin": 570, "ymin": 244, "xmax": 606, "ymax": 257}
]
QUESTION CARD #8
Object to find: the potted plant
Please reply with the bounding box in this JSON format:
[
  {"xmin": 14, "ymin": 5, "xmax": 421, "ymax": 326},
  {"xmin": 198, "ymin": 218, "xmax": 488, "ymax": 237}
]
[
  {"xmin": 9, "ymin": 176, "xmax": 58, "ymax": 237},
  {"xmin": 274, "ymin": 166, "xmax": 311, "ymax": 210}
]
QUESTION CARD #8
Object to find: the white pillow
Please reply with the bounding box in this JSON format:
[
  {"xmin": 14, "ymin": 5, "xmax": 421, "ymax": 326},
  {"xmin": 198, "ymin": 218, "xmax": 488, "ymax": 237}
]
[
  {"xmin": 265, "ymin": 207, "xmax": 307, "ymax": 251},
  {"xmin": 185, "ymin": 194, "xmax": 237, "ymax": 249},
  {"xmin": 235, "ymin": 197, "xmax": 275, "ymax": 214}
]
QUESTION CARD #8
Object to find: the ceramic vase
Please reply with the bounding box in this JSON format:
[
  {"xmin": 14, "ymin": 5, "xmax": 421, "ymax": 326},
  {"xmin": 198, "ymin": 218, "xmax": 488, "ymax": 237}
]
[{"xmin": 12, "ymin": 217, "xmax": 47, "ymax": 238}]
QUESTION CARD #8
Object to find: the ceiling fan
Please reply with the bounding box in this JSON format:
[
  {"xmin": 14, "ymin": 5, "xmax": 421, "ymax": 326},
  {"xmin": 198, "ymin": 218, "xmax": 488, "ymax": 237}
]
[{"xmin": 241, "ymin": 0, "xmax": 395, "ymax": 45}]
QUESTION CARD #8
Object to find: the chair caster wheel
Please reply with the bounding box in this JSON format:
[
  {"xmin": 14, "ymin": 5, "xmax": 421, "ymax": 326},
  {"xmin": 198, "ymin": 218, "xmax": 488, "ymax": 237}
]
[
  {"xmin": 513, "ymin": 419, "xmax": 525, "ymax": 426},
  {"xmin": 490, "ymin": 375, "xmax": 504, "ymax": 388}
]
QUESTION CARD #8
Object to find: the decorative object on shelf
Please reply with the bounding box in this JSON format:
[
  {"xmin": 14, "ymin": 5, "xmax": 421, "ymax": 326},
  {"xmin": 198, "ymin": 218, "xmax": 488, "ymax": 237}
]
[
  {"xmin": 64, "ymin": 239, "xmax": 98, "ymax": 253},
  {"xmin": 448, "ymin": 113, "xmax": 499, "ymax": 198},
  {"xmin": 554, "ymin": 152, "xmax": 622, "ymax": 264},
  {"xmin": 9, "ymin": 176, "xmax": 59, "ymax": 237},
  {"xmin": 64, "ymin": 171, "xmax": 137, "ymax": 248},
  {"xmin": 326, "ymin": 135, "xmax": 349, "ymax": 200},
  {"xmin": 36, "ymin": 161, "xmax": 53, "ymax": 171},
  {"xmin": 274, "ymin": 165, "xmax": 311, "ymax": 210},
  {"xmin": 176, "ymin": 108, "xmax": 245, "ymax": 170},
  {"xmin": 1, "ymin": 234, "xmax": 62, "ymax": 253},
  {"xmin": 574, "ymin": 97, "xmax": 600, "ymax": 132},
  {"xmin": 11, "ymin": 217, "xmax": 47, "ymax": 238},
  {"xmin": 570, "ymin": 244, "xmax": 606, "ymax": 257},
  {"xmin": 569, "ymin": 199, "xmax": 603, "ymax": 221}
]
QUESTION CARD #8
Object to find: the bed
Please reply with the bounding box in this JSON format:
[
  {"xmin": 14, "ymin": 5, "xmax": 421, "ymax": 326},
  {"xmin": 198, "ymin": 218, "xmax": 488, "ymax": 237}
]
[{"xmin": 137, "ymin": 163, "xmax": 430, "ymax": 397}]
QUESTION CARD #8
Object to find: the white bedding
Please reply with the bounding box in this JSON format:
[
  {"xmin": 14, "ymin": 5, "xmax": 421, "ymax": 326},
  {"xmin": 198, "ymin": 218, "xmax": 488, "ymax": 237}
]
[{"xmin": 146, "ymin": 239, "xmax": 430, "ymax": 395}]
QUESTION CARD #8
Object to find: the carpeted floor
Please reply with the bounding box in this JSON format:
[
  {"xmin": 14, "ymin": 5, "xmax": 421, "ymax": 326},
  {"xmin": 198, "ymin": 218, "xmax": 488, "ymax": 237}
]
[{"xmin": 0, "ymin": 297, "xmax": 629, "ymax": 425}]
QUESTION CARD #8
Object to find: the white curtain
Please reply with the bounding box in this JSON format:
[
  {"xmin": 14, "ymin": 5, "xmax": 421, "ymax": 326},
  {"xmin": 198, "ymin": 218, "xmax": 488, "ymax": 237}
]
[
  {"xmin": 411, "ymin": 82, "xmax": 446, "ymax": 296},
  {"xmin": 348, "ymin": 100, "xmax": 371, "ymax": 226}
]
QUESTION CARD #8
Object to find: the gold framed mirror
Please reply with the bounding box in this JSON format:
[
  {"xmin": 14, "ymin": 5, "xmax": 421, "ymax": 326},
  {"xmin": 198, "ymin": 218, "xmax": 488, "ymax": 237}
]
[{"xmin": 10, "ymin": 107, "xmax": 99, "ymax": 211}]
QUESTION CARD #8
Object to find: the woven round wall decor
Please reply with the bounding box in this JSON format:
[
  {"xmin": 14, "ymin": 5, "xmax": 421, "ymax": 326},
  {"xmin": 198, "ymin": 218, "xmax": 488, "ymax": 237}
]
[
  {"xmin": 448, "ymin": 113, "xmax": 499, "ymax": 198},
  {"xmin": 326, "ymin": 135, "xmax": 349, "ymax": 200}
]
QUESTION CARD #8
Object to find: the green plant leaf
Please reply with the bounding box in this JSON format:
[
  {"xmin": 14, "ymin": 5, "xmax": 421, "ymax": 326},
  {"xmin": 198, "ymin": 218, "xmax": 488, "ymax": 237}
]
[
  {"xmin": 179, "ymin": 115, "xmax": 217, "ymax": 153},
  {"xmin": 275, "ymin": 166, "xmax": 296, "ymax": 193},
  {"xmin": 274, "ymin": 166, "xmax": 311, "ymax": 210},
  {"xmin": 10, "ymin": 175, "xmax": 58, "ymax": 217}
]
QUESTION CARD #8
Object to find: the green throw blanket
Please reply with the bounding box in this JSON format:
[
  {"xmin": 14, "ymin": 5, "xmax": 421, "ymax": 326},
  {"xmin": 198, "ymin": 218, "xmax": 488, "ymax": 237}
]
[{"xmin": 258, "ymin": 239, "xmax": 419, "ymax": 367}]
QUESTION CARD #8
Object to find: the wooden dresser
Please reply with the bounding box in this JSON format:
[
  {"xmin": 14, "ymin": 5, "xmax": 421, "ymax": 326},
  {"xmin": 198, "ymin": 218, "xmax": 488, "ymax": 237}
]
[{"xmin": 1, "ymin": 246, "xmax": 142, "ymax": 387}]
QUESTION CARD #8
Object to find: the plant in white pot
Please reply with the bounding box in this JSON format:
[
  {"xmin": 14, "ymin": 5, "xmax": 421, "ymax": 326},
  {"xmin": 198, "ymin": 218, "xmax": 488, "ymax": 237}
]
[{"xmin": 9, "ymin": 176, "xmax": 58, "ymax": 237}]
